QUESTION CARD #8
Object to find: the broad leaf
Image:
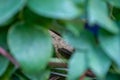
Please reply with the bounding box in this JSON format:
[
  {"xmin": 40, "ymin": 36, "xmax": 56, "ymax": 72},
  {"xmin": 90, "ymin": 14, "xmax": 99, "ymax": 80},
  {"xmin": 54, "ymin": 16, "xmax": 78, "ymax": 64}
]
[
  {"xmin": 0, "ymin": 0, "xmax": 26, "ymax": 26},
  {"xmin": 88, "ymin": 0, "xmax": 119, "ymax": 34},
  {"xmin": 65, "ymin": 22, "xmax": 84, "ymax": 36},
  {"xmin": 8, "ymin": 23, "xmax": 53, "ymax": 73},
  {"xmin": 64, "ymin": 29, "xmax": 111, "ymax": 78},
  {"xmin": 99, "ymin": 30, "xmax": 120, "ymax": 68},
  {"xmin": 27, "ymin": 0, "xmax": 80, "ymax": 19},
  {"xmin": 64, "ymin": 30, "xmax": 94, "ymax": 80},
  {"xmin": 106, "ymin": 0, "xmax": 120, "ymax": 8},
  {"xmin": 88, "ymin": 46, "xmax": 111, "ymax": 78},
  {"xmin": 68, "ymin": 51, "xmax": 88, "ymax": 80},
  {"xmin": 23, "ymin": 8, "xmax": 52, "ymax": 26},
  {"xmin": 0, "ymin": 27, "xmax": 9, "ymax": 49},
  {"xmin": 72, "ymin": 0, "xmax": 85, "ymax": 4},
  {"xmin": 63, "ymin": 30, "xmax": 95, "ymax": 50},
  {"xmin": 0, "ymin": 56, "xmax": 9, "ymax": 76},
  {"xmin": 26, "ymin": 69, "xmax": 50, "ymax": 80}
]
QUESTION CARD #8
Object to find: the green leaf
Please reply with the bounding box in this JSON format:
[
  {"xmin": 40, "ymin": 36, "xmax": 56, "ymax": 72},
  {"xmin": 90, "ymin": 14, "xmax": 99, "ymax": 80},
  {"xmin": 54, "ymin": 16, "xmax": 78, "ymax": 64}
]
[
  {"xmin": 27, "ymin": 0, "xmax": 80, "ymax": 19},
  {"xmin": 88, "ymin": 0, "xmax": 119, "ymax": 34},
  {"xmin": 64, "ymin": 30, "xmax": 111, "ymax": 78},
  {"xmin": 0, "ymin": 17, "xmax": 14, "ymax": 27},
  {"xmin": 106, "ymin": 72, "xmax": 120, "ymax": 80},
  {"xmin": 72, "ymin": 0, "xmax": 85, "ymax": 4},
  {"xmin": 88, "ymin": 46, "xmax": 111, "ymax": 78},
  {"xmin": 99, "ymin": 30, "xmax": 120, "ymax": 68},
  {"xmin": 63, "ymin": 30, "xmax": 95, "ymax": 50},
  {"xmin": 112, "ymin": 8, "xmax": 120, "ymax": 21},
  {"xmin": 84, "ymin": 77, "xmax": 94, "ymax": 80},
  {"xmin": 0, "ymin": 63, "xmax": 15, "ymax": 80},
  {"xmin": 23, "ymin": 8, "xmax": 52, "ymax": 26},
  {"xmin": 0, "ymin": 27, "xmax": 8, "ymax": 49},
  {"xmin": 0, "ymin": 56, "xmax": 9, "ymax": 76},
  {"xmin": 68, "ymin": 51, "xmax": 88, "ymax": 80},
  {"xmin": 84, "ymin": 77, "xmax": 93, "ymax": 80},
  {"xmin": 0, "ymin": 0, "xmax": 26, "ymax": 26},
  {"xmin": 0, "ymin": 27, "xmax": 9, "ymax": 76},
  {"xmin": 65, "ymin": 22, "xmax": 84, "ymax": 36},
  {"xmin": 107, "ymin": 0, "xmax": 120, "ymax": 8},
  {"xmin": 8, "ymin": 22, "xmax": 53, "ymax": 73},
  {"xmin": 26, "ymin": 69, "xmax": 50, "ymax": 80}
]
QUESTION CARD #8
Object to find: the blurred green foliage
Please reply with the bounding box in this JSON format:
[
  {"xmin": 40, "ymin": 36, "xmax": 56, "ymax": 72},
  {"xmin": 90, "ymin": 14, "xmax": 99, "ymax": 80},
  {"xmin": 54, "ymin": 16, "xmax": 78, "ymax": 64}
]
[{"xmin": 0, "ymin": 0, "xmax": 120, "ymax": 80}]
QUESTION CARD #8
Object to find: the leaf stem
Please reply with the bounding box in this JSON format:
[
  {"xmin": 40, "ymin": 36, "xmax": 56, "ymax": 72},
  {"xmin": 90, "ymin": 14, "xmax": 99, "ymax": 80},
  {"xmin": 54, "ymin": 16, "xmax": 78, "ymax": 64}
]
[
  {"xmin": 48, "ymin": 58, "xmax": 67, "ymax": 68},
  {"xmin": 0, "ymin": 47, "xmax": 19, "ymax": 68}
]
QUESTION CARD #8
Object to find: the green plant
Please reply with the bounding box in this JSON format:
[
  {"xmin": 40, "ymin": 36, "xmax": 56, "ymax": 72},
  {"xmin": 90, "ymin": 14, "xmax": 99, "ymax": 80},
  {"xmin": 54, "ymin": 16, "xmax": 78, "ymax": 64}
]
[{"xmin": 0, "ymin": 0, "xmax": 120, "ymax": 80}]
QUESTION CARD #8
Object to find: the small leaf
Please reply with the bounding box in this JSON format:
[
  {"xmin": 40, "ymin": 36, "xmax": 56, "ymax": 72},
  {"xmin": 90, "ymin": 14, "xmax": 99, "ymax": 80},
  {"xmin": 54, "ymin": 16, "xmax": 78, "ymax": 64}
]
[
  {"xmin": 99, "ymin": 30, "xmax": 120, "ymax": 68},
  {"xmin": 88, "ymin": 0, "xmax": 119, "ymax": 34},
  {"xmin": 27, "ymin": 0, "xmax": 80, "ymax": 19},
  {"xmin": 106, "ymin": 0, "xmax": 120, "ymax": 8},
  {"xmin": 0, "ymin": 56, "xmax": 9, "ymax": 76},
  {"xmin": 88, "ymin": 46, "xmax": 111, "ymax": 78},
  {"xmin": 8, "ymin": 22, "xmax": 53, "ymax": 73},
  {"xmin": 0, "ymin": 0, "xmax": 26, "ymax": 25},
  {"xmin": 68, "ymin": 51, "xmax": 88, "ymax": 80}
]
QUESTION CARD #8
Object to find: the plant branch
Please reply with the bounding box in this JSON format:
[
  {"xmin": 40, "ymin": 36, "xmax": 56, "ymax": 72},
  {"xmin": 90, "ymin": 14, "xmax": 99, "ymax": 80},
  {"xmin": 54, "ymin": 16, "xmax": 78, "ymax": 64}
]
[
  {"xmin": 0, "ymin": 47, "xmax": 19, "ymax": 68},
  {"xmin": 48, "ymin": 58, "xmax": 67, "ymax": 68}
]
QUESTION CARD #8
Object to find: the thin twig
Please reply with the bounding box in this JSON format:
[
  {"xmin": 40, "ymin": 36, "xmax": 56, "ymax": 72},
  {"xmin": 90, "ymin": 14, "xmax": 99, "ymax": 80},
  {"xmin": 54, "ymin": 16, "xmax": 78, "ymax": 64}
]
[
  {"xmin": 79, "ymin": 70, "xmax": 95, "ymax": 80},
  {"xmin": 0, "ymin": 47, "xmax": 19, "ymax": 68},
  {"xmin": 85, "ymin": 70, "xmax": 95, "ymax": 78},
  {"xmin": 49, "ymin": 76, "xmax": 60, "ymax": 80},
  {"xmin": 49, "ymin": 58, "xmax": 67, "ymax": 68},
  {"xmin": 79, "ymin": 73, "xmax": 86, "ymax": 80},
  {"xmin": 51, "ymin": 72, "xmax": 67, "ymax": 77},
  {"xmin": 109, "ymin": 6, "xmax": 116, "ymax": 20}
]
